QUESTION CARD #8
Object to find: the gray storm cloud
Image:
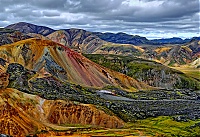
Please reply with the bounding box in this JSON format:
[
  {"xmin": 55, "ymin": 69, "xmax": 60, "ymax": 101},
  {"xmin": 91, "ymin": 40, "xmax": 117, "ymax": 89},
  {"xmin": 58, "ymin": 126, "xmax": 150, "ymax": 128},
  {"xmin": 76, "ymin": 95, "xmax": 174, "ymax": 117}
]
[{"xmin": 0, "ymin": 0, "xmax": 199, "ymax": 38}]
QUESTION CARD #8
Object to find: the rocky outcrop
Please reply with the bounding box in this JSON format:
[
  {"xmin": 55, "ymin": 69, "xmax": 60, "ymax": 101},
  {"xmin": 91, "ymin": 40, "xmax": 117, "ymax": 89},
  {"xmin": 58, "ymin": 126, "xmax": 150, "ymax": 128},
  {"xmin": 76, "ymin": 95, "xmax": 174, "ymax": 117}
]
[
  {"xmin": 47, "ymin": 101, "xmax": 123, "ymax": 128},
  {"xmin": 0, "ymin": 72, "xmax": 9, "ymax": 89},
  {"xmin": 0, "ymin": 102, "xmax": 42, "ymax": 137},
  {"xmin": 0, "ymin": 89, "xmax": 47, "ymax": 137},
  {"xmin": 134, "ymin": 69, "xmax": 181, "ymax": 89}
]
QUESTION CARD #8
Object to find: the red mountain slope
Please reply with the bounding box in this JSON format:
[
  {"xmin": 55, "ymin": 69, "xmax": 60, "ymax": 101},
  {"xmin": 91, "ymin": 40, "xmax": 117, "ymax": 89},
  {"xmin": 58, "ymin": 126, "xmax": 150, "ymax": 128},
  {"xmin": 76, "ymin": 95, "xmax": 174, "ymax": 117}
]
[{"xmin": 0, "ymin": 38, "xmax": 151, "ymax": 91}]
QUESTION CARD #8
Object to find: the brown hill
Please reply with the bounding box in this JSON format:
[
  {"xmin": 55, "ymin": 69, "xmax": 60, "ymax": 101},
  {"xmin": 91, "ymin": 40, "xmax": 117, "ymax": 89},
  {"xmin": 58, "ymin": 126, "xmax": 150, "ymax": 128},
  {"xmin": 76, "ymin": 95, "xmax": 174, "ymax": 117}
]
[
  {"xmin": 5, "ymin": 22, "xmax": 54, "ymax": 36},
  {"xmin": 47, "ymin": 29, "xmax": 105, "ymax": 53}
]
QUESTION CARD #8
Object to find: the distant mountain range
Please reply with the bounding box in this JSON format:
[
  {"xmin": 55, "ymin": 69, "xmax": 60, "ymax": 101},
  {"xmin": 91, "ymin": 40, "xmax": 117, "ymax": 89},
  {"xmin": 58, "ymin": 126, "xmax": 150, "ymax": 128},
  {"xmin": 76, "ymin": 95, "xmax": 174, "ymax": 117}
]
[
  {"xmin": 1, "ymin": 22, "xmax": 200, "ymax": 67},
  {"xmin": 4, "ymin": 22, "xmax": 200, "ymax": 45},
  {"xmin": 94, "ymin": 32, "xmax": 200, "ymax": 45},
  {"xmin": 93, "ymin": 32, "xmax": 151, "ymax": 45}
]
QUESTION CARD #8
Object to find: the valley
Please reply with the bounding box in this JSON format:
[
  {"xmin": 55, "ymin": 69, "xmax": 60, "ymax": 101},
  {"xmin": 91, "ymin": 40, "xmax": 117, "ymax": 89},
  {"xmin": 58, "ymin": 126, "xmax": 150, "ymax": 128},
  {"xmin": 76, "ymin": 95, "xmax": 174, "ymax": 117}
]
[{"xmin": 171, "ymin": 66, "xmax": 200, "ymax": 81}]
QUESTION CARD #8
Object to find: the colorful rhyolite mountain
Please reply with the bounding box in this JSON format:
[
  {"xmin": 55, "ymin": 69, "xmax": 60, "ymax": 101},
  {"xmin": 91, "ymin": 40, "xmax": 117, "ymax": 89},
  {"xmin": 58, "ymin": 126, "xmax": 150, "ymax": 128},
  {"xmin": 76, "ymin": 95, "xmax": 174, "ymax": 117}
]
[
  {"xmin": 47, "ymin": 29, "xmax": 105, "ymax": 53},
  {"xmin": 95, "ymin": 40, "xmax": 200, "ymax": 67},
  {"xmin": 47, "ymin": 30, "xmax": 200, "ymax": 67},
  {"xmin": 0, "ymin": 38, "xmax": 150, "ymax": 91}
]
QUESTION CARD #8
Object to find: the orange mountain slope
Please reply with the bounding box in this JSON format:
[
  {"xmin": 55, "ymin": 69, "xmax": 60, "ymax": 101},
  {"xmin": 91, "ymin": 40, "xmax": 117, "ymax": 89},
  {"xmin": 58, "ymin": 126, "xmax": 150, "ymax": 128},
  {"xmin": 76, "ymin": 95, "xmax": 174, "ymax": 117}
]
[
  {"xmin": 0, "ymin": 87, "xmax": 124, "ymax": 137},
  {"xmin": 0, "ymin": 38, "xmax": 151, "ymax": 91}
]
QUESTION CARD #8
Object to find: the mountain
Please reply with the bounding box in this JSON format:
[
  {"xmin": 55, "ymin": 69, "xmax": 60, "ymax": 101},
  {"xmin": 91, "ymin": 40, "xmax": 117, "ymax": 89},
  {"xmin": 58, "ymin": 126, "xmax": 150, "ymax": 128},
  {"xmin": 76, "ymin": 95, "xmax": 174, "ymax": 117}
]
[
  {"xmin": 84, "ymin": 54, "xmax": 200, "ymax": 90},
  {"xmin": 0, "ymin": 38, "xmax": 150, "ymax": 91},
  {"xmin": 0, "ymin": 28, "xmax": 31, "ymax": 45},
  {"xmin": 4, "ymin": 22, "xmax": 199, "ymax": 46},
  {"xmin": 93, "ymin": 32, "xmax": 197, "ymax": 45},
  {"xmin": 143, "ymin": 40, "xmax": 200, "ymax": 66},
  {"xmin": 47, "ymin": 29, "xmax": 105, "ymax": 53},
  {"xmin": 47, "ymin": 29, "xmax": 147, "ymax": 54},
  {"xmin": 0, "ymin": 38, "xmax": 152, "ymax": 136},
  {"xmin": 93, "ymin": 43, "xmax": 144, "ymax": 56},
  {"xmin": 93, "ymin": 32, "xmax": 151, "ymax": 45},
  {"xmin": 150, "ymin": 37, "xmax": 191, "ymax": 44},
  {"xmin": 5, "ymin": 22, "xmax": 54, "ymax": 36},
  {"xmin": 186, "ymin": 40, "xmax": 200, "ymax": 57},
  {"xmin": 94, "ymin": 39, "xmax": 200, "ymax": 67},
  {"xmin": 142, "ymin": 45, "xmax": 194, "ymax": 66},
  {"xmin": 2, "ymin": 22, "xmax": 199, "ymax": 67},
  {"xmin": 191, "ymin": 37, "xmax": 200, "ymax": 41}
]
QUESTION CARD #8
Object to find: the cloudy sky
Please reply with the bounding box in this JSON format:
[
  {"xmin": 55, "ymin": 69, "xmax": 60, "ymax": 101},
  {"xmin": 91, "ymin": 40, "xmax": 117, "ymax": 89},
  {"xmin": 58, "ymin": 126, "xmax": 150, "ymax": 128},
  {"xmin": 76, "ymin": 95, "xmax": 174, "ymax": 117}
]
[{"xmin": 0, "ymin": 0, "xmax": 199, "ymax": 39}]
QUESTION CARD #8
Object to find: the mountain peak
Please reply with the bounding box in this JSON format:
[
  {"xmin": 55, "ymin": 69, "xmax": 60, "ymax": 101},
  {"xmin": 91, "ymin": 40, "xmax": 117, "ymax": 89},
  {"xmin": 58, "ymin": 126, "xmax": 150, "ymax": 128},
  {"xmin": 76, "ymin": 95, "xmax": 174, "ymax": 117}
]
[{"xmin": 5, "ymin": 22, "xmax": 54, "ymax": 36}]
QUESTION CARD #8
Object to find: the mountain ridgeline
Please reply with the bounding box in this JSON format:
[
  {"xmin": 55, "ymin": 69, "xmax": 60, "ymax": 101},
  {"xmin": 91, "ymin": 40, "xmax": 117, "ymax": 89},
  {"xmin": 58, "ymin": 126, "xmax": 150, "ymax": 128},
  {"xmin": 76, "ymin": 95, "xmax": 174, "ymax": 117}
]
[
  {"xmin": 5, "ymin": 22, "xmax": 55, "ymax": 36},
  {"xmin": 47, "ymin": 29, "xmax": 105, "ymax": 53},
  {"xmin": 93, "ymin": 32, "xmax": 199, "ymax": 45},
  {"xmin": 5, "ymin": 22, "xmax": 200, "ymax": 46}
]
